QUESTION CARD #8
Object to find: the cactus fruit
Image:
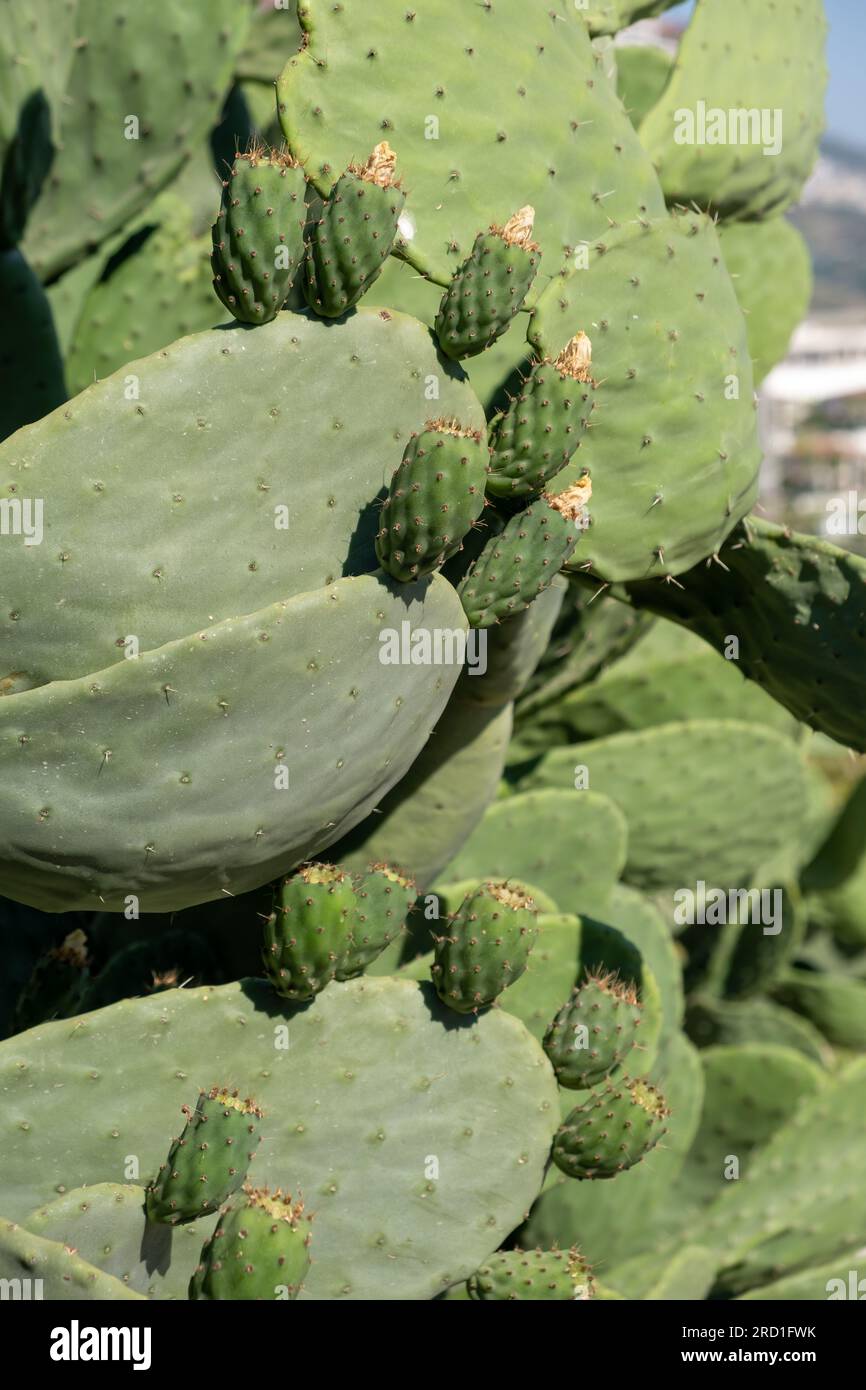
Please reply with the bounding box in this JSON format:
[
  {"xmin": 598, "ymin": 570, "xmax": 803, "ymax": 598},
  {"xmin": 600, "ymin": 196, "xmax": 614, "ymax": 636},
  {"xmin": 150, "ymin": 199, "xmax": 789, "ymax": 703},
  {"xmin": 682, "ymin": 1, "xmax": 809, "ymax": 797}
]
[
  {"xmin": 486, "ymin": 334, "xmax": 594, "ymax": 500},
  {"xmin": 544, "ymin": 971, "xmax": 643, "ymax": 1091},
  {"xmin": 435, "ymin": 208, "xmax": 542, "ymax": 360},
  {"xmin": 459, "ymin": 483, "xmax": 592, "ymax": 628},
  {"xmin": 145, "ymin": 1088, "xmax": 264, "ymax": 1226},
  {"xmin": 211, "ymin": 144, "xmax": 307, "ymax": 323},
  {"xmin": 305, "ymin": 142, "xmax": 406, "ymax": 316},
  {"xmin": 432, "ymin": 881, "xmax": 538, "ymax": 1013},
  {"xmin": 189, "ymin": 1186, "xmax": 312, "ymax": 1301},
  {"xmin": 466, "ymin": 1247, "xmax": 594, "ymax": 1301},
  {"xmin": 337, "ymin": 863, "xmax": 416, "ymax": 978},
  {"xmin": 263, "ymin": 863, "xmax": 357, "ymax": 1001},
  {"xmin": 375, "ymin": 420, "xmax": 488, "ymax": 582},
  {"xmin": 11, "ymin": 929, "xmax": 89, "ymax": 1034},
  {"xmin": 552, "ymin": 1077, "xmax": 670, "ymax": 1180}
]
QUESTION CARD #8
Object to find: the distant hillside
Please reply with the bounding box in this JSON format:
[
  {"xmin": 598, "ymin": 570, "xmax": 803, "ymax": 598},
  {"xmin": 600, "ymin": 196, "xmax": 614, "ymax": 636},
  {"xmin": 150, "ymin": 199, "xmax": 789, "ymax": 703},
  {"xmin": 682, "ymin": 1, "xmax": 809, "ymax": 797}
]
[{"xmin": 788, "ymin": 136, "xmax": 866, "ymax": 318}]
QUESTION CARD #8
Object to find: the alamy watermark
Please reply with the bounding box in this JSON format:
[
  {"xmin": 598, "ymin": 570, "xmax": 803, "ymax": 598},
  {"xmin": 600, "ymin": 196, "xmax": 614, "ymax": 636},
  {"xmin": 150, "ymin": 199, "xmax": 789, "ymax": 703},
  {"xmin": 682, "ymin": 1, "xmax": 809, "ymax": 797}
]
[
  {"xmin": 0, "ymin": 496, "xmax": 43, "ymax": 545},
  {"xmin": 379, "ymin": 622, "xmax": 487, "ymax": 676},
  {"xmin": 674, "ymin": 100, "xmax": 783, "ymax": 157},
  {"xmin": 673, "ymin": 881, "xmax": 783, "ymax": 935}
]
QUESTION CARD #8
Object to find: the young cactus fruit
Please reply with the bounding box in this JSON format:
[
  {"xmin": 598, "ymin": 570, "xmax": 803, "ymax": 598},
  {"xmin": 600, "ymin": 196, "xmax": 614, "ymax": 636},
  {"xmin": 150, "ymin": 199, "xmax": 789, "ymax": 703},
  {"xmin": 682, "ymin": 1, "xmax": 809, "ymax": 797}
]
[
  {"xmin": 11, "ymin": 929, "xmax": 89, "ymax": 1033},
  {"xmin": 337, "ymin": 862, "xmax": 417, "ymax": 978},
  {"xmin": 459, "ymin": 481, "xmax": 592, "ymax": 627},
  {"xmin": 375, "ymin": 420, "xmax": 488, "ymax": 583},
  {"xmin": 305, "ymin": 142, "xmax": 405, "ymax": 316},
  {"xmin": 262, "ymin": 862, "xmax": 356, "ymax": 1001},
  {"xmin": 189, "ymin": 1185, "xmax": 312, "ymax": 1301},
  {"xmin": 543, "ymin": 970, "xmax": 643, "ymax": 1090},
  {"xmin": 487, "ymin": 334, "xmax": 594, "ymax": 500},
  {"xmin": 432, "ymin": 881, "xmax": 538, "ymax": 1013},
  {"xmin": 435, "ymin": 206, "xmax": 542, "ymax": 359},
  {"xmin": 145, "ymin": 1088, "xmax": 263, "ymax": 1225},
  {"xmin": 211, "ymin": 144, "xmax": 307, "ymax": 323},
  {"xmin": 552, "ymin": 1077, "xmax": 670, "ymax": 1180},
  {"xmin": 467, "ymin": 1247, "xmax": 594, "ymax": 1301}
]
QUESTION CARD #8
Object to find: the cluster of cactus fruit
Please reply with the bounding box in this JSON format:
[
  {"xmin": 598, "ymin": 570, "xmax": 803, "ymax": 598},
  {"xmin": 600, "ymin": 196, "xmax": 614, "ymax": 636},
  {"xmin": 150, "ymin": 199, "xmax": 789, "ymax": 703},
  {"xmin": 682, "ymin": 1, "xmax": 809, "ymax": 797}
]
[{"xmin": 2, "ymin": 0, "xmax": 865, "ymax": 1303}]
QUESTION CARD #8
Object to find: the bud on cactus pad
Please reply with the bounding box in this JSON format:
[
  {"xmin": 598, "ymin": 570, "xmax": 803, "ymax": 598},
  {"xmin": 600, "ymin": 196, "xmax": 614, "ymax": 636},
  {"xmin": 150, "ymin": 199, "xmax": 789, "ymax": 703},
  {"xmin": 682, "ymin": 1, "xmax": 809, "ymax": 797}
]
[
  {"xmin": 435, "ymin": 206, "xmax": 542, "ymax": 359},
  {"xmin": 305, "ymin": 142, "xmax": 406, "ymax": 317},
  {"xmin": 145, "ymin": 1087, "xmax": 264, "ymax": 1225},
  {"xmin": 459, "ymin": 482, "xmax": 591, "ymax": 627},
  {"xmin": 375, "ymin": 420, "xmax": 488, "ymax": 583},
  {"xmin": 432, "ymin": 880, "xmax": 538, "ymax": 1013},
  {"xmin": 467, "ymin": 1246, "xmax": 594, "ymax": 1301},
  {"xmin": 211, "ymin": 144, "xmax": 307, "ymax": 324},
  {"xmin": 543, "ymin": 970, "xmax": 643, "ymax": 1090},
  {"xmin": 552, "ymin": 1077, "xmax": 670, "ymax": 1180},
  {"xmin": 487, "ymin": 334, "xmax": 595, "ymax": 500},
  {"xmin": 189, "ymin": 1185, "xmax": 312, "ymax": 1301},
  {"xmin": 12, "ymin": 929, "xmax": 89, "ymax": 1034},
  {"xmin": 337, "ymin": 862, "xmax": 417, "ymax": 979},
  {"xmin": 262, "ymin": 862, "xmax": 357, "ymax": 1001}
]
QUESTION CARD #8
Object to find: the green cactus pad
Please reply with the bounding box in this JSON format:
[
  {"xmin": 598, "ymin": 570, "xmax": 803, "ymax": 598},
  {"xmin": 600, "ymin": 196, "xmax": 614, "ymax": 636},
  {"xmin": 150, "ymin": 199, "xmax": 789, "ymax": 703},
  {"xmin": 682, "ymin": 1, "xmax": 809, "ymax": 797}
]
[
  {"xmin": 306, "ymin": 143, "xmax": 405, "ymax": 317},
  {"xmin": 264, "ymin": 863, "xmax": 357, "ymax": 1001},
  {"xmin": 530, "ymin": 210, "xmax": 760, "ymax": 581},
  {"xmin": 277, "ymin": 0, "xmax": 665, "ymax": 291},
  {"xmin": 544, "ymin": 971, "xmax": 643, "ymax": 1090},
  {"xmin": 0, "ymin": 248, "xmax": 66, "ymax": 441},
  {"xmin": 639, "ymin": 0, "xmax": 827, "ymax": 219},
  {"xmin": 523, "ymin": 720, "xmax": 810, "ymax": 894},
  {"xmin": 553, "ymin": 1075, "xmax": 670, "ymax": 1180},
  {"xmin": 685, "ymin": 995, "xmax": 832, "ymax": 1069},
  {"xmin": 432, "ymin": 881, "xmax": 538, "ymax": 1013},
  {"xmin": 0, "ymin": 978, "xmax": 559, "ymax": 1300},
  {"xmin": 376, "ymin": 420, "xmax": 488, "ymax": 583},
  {"xmin": 621, "ymin": 518, "xmax": 866, "ymax": 751},
  {"xmin": 446, "ymin": 787, "xmax": 628, "ymax": 918},
  {"xmin": 189, "ymin": 1186, "xmax": 312, "ymax": 1300},
  {"xmin": 12, "ymin": 929, "xmax": 89, "ymax": 1034},
  {"xmin": 467, "ymin": 1246, "xmax": 593, "ymax": 1301},
  {"xmin": 771, "ymin": 969, "xmax": 866, "ymax": 1050},
  {"xmin": 340, "ymin": 864, "xmax": 417, "ymax": 978},
  {"xmin": 582, "ymin": 1, "xmax": 681, "ymax": 37},
  {"xmin": 145, "ymin": 1086, "xmax": 264, "ymax": 1225},
  {"xmin": 500, "ymin": 913, "xmax": 582, "ymax": 1044},
  {"xmin": 212, "ymin": 146, "xmax": 307, "ymax": 323},
  {"xmin": 718, "ymin": 220, "xmax": 813, "ymax": 386},
  {"xmin": 0, "ymin": 1217, "xmax": 145, "ymax": 1300},
  {"xmin": 459, "ymin": 485, "xmax": 591, "ymax": 628},
  {"xmin": 435, "ymin": 209, "xmax": 541, "ymax": 360},
  {"xmin": 615, "ymin": 45, "xmax": 674, "ymax": 130},
  {"xmin": 487, "ymin": 335, "xmax": 594, "ymax": 501},
  {"xmin": 21, "ymin": 0, "xmax": 250, "ymax": 280}
]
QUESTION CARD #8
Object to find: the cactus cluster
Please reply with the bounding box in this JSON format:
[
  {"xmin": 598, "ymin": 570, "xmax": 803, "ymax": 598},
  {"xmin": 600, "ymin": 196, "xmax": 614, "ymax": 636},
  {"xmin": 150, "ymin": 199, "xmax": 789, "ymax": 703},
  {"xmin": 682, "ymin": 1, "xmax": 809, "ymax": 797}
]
[{"xmin": 1, "ymin": 0, "xmax": 863, "ymax": 1309}]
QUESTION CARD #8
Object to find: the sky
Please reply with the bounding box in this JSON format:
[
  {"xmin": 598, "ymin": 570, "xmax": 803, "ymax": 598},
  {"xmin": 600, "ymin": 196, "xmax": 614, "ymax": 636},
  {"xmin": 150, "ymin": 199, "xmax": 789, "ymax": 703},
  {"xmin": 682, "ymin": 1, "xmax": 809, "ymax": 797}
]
[{"xmin": 667, "ymin": 0, "xmax": 863, "ymax": 151}]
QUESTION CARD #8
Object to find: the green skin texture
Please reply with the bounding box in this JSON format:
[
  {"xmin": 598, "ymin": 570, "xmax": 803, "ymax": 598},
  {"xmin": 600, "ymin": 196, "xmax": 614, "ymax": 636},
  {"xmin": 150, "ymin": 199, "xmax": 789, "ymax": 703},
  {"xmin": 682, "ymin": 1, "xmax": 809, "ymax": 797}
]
[
  {"xmin": 607, "ymin": 1245, "xmax": 719, "ymax": 1302},
  {"xmin": 459, "ymin": 499, "xmax": 583, "ymax": 628},
  {"xmin": 263, "ymin": 871, "xmax": 357, "ymax": 1001},
  {"xmin": 531, "ymin": 211, "xmax": 760, "ymax": 583},
  {"xmin": 0, "ymin": 248, "xmax": 66, "ymax": 441},
  {"xmin": 615, "ymin": 45, "xmax": 674, "ymax": 130},
  {"xmin": 376, "ymin": 426, "xmax": 488, "ymax": 583},
  {"xmin": 446, "ymin": 788, "xmax": 628, "ymax": 920},
  {"xmin": 145, "ymin": 1091, "xmax": 262, "ymax": 1225},
  {"xmin": 21, "ymin": 0, "xmax": 250, "ymax": 281},
  {"xmin": 189, "ymin": 1199, "xmax": 311, "ymax": 1301},
  {"xmin": 388, "ymin": 880, "xmax": 560, "ymax": 977},
  {"xmin": 212, "ymin": 155, "xmax": 307, "ymax": 323},
  {"xmin": 432, "ymin": 884, "xmax": 538, "ymax": 1013},
  {"xmin": 771, "ymin": 970, "xmax": 866, "ymax": 1049},
  {"xmin": 0, "ymin": 978, "xmax": 559, "ymax": 1301},
  {"xmin": 306, "ymin": 170, "xmax": 405, "ymax": 317},
  {"xmin": 685, "ymin": 995, "xmax": 832, "ymax": 1069},
  {"xmin": 66, "ymin": 193, "xmax": 219, "ymax": 394},
  {"xmin": 277, "ymin": 0, "xmax": 666, "ymax": 293},
  {"xmin": 435, "ymin": 231, "xmax": 541, "ymax": 361},
  {"xmin": 721, "ymin": 884, "xmax": 806, "ymax": 1000},
  {"xmin": 552, "ymin": 1076, "xmax": 669, "ymax": 1179},
  {"xmin": 522, "ymin": 720, "xmax": 810, "ymax": 895},
  {"xmin": 340, "ymin": 866, "xmax": 417, "ymax": 977},
  {"xmin": 487, "ymin": 358, "xmax": 593, "ymax": 500},
  {"xmin": 544, "ymin": 976, "xmax": 643, "ymax": 1090},
  {"xmin": 718, "ymin": 220, "xmax": 813, "ymax": 387},
  {"xmin": 467, "ymin": 1248, "xmax": 592, "ymax": 1301},
  {"xmin": 0, "ymin": 1217, "xmax": 145, "ymax": 1301},
  {"xmin": 639, "ymin": 0, "xmax": 828, "ymax": 220},
  {"xmin": 237, "ymin": 2, "xmax": 303, "ymax": 84},
  {"xmin": 619, "ymin": 518, "xmax": 866, "ymax": 752}
]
